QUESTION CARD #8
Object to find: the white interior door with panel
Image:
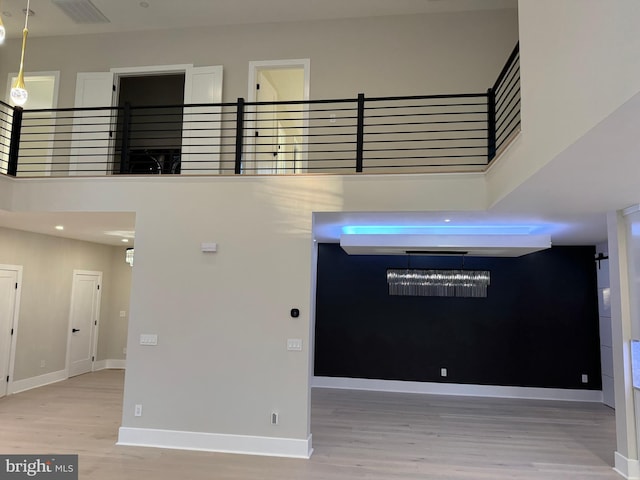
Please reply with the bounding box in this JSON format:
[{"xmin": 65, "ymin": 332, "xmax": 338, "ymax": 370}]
[
  {"xmin": 182, "ymin": 65, "xmax": 224, "ymax": 174},
  {"xmin": 0, "ymin": 265, "xmax": 22, "ymax": 398},
  {"xmin": 67, "ymin": 270, "xmax": 102, "ymax": 377},
  {"xmin": 71, "ymin": 72, "xmax": 114, "ymax": 176}
]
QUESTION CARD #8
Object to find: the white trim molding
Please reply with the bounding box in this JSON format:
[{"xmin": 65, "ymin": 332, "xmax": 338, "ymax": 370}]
[
  {"xmin": 9, "ymin": 369, "xmax": 67, "ymax": 395},
  {"xmin": 94, "ymin": 359, "xmax": 126, "ymax": 371},
  {"xmin": 118, "ymin": 428, "xmax": 312, "ymax": 459},
  {"xmin": 312, "ymin": 376, "xmax": 604, "ymax": 403},
  {"xmin": 614, "ymin": 451, "xmax": 640, "ymax": 479}
]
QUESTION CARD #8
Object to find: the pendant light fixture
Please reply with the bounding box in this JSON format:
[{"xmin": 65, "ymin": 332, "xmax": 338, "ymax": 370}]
[
  {"xmin": 387, "ymin": 253, "xmax": 491, "ymax": 298},
  {"xmin": 125, "ymin": 248, "xmax": 134, "ymax": 266},
  {"xmin": 0, "ymin": 0, "xmax": 6, "ymax": 45},
  {"xmin": 10, "ymin": 0, "xmax": 31, "ymax": 106}
]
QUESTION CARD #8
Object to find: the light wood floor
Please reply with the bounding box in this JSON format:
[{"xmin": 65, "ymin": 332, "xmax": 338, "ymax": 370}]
[{"xmin": 0, "ymin": 370, "xmax": 620, "ymax": 479}]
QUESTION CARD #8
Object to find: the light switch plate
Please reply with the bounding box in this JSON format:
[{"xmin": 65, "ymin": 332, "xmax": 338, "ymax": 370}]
[
  {"xmin": 140, "ymin": 334, "xmax": 158, "ymax": 346},
  {"xmin": 287, "ymin": 338, "xmax": 303, "ymax": 351},
  {"xmin": 201, "ymin": 242, "xmax": 218, "ymax": 252}
]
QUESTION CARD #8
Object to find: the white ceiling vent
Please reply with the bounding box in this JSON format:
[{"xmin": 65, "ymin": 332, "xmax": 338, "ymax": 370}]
[{"xmin": 51, "ymin": 0, "xmax": 110, "ymax": 24}]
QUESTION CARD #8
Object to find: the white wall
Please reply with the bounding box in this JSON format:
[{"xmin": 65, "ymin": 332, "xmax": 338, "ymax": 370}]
[
  {"xmin": 7, "ymin": 172, "xmax": 486, "ymax": 452},
  {"xmin": 487, "ymin": 0, "xmax": 640, "ymax": 206},
  {"xmin": 97, "ymin": 246, "xmax": 131, "ymax": 362},
  {"xmin": 0, "ymin": 10, "xmax": 518, "ymax": 107}
]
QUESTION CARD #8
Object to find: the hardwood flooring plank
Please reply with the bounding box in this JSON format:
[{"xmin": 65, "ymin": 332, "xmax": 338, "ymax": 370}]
[{"xmin": 0, "ymin": 370, "xmax": 620, "ymax": 479}]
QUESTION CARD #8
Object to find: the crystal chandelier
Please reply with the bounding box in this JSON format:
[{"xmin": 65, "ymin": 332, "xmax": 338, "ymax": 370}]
[{"xmin": 387, "ymin": 268, "xmax": 490, "ymax": 298}]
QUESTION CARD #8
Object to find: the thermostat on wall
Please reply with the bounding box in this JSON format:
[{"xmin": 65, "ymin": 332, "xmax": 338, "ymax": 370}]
[{"xmin": 201, "ymin": 242, "xmax": 218, "ymax": 252}]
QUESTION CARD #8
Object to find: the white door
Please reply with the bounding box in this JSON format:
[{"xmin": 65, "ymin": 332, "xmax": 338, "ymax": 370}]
[
  {"xmin": 182, "ymin": 65, "xmax": 224, "ymax": 174},
  {"xmin": 70, "ymin": 72, "xmax": 115, "ymax": 176},
  {"xmin": 255, "ymin": 73, "xmax": 279, "ymax": 174},
  {"xmin": 67, "ymin": 271, "xmax": 102, "ymax": 377},
  {"xmin": 0, "ymin": 266, "xmax": 21, "ymax": 398}
]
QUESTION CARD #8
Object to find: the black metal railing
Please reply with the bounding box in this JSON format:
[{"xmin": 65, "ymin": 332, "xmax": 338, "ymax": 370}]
[
  {"xmin": 491, "ymin": 43, "xmax": 520, "ymax": 159},
  {"xmin": 0, "ymin": 43, "xmax": 520, "ymax": 177}
]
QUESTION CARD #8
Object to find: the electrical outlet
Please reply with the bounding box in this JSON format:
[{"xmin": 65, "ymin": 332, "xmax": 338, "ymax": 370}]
[
  {"xmin": 119, "ymin": 311, "xmax": 126, "ymax": 318},
  {"xmin": 441, "ymin": 368, "xmax": 447, "ymax": 377},
  {"xmin": 134, "ymin": 404, "xmax": 143, "ymax": 417},
  {"xmin": 581, "ymin": 374, "xmax": 588, "ymax": 383},
  {"xmin": 271, "ymin": 412, "xmax": 279, "ymax": 425},
  {"xmin": 123, "ymin": 347, "xmax": 127, "ymax": 355},
  {"xmin": 40, "ymin": 360, "xmax": 46, "ymax": 368}
]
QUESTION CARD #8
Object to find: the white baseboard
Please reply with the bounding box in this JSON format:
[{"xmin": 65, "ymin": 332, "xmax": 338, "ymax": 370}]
[
  {"xmin": 9, "ymin": 369, "xmax": 67, "ymax": 395},
  {"xmin": 614, "ymin": 452, "xmax": 640, "ymax": 479},
  {"xmin": 94, "ymin": 359, "xmax": 126, "ymax": 371},
  {"xmin": 117, "ymin": 427, "xmax": 313, "ymax": 459},
  {"xmin": 312, "ymin": 376, "xmax": 604, "ymax": 403}
]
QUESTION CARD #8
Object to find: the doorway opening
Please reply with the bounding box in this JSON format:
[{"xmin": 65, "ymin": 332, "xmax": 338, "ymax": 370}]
[
  {"xmin": 114, "ymin": 73, "xmax": 185, "ymax": 175},
  {"xmin": 248, "ymin": 59, "xmax": 310, "ymax": 174}
]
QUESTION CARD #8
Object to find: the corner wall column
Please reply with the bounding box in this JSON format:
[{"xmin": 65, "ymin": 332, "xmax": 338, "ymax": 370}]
[{"xmin": 608, "ymin": 209, "xmax": 640, "ymax": 479}]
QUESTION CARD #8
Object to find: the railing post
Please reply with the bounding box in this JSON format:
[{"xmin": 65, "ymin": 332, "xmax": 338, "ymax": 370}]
[
  {"xmin": 7, "ymin": 106, "xmax": 23, "ymax": 177},
  {"xmin": 119, "ymin": 102, "xmax": 132, "ymax": 174},
  {"xmin": 234, "ymin": 98, "xmax": 245, "ymax": 175},
  {"xmin": 487, "ymin": 88, "xmax": 496, "ymax": 162},
  {"xmin": 355, "ymin": 93, "xmax": 365, "ymax": 173}
]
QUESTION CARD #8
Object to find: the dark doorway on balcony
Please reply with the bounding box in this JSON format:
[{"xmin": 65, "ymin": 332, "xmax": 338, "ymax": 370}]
[{"xmin": 114, "ymin": 74, "xmax": 185, "ymax": 175}]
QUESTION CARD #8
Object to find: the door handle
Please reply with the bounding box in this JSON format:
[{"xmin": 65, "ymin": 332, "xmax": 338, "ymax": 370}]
[{"xmin": 72, "ymin": 328, "xmax": 80, "ymax": 333}]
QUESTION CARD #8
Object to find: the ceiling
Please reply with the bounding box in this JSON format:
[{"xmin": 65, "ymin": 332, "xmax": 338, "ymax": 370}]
[
  {"xmin": 0, "ymin": 0, "xmax": 517, "ymax": 39},
  {"xmin": 0, "ymin": 210, "xmax": 136, "ymax": 246}
]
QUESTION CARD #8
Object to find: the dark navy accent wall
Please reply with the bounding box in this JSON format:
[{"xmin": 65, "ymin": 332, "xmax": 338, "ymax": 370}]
[{"xmin": 314, "ymin": 244, "xmax": 601, "ymax": 390}]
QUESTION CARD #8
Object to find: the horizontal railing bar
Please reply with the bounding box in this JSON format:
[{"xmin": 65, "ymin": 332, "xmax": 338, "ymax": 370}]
[
  {"xmin": 495, "ymin": 79, "xmax": 520, "ymax": 111},
  {"xmin": 495, "ymin": 66, "xmax": 520, "ymax": 102},
  {"xmin": 364, "ymin": 102, "xmax": 487, "ymax": 111},
  {"xmin": 360, "ymin": 136, "xmax": 488, "ymax": 143},
  {"xmin": 496, "ymin": 122, "xmax": 522, "ymax": 151},
  {"xmin": 496, "ymin": 99, "xmax": 521, "ymax": 133},
  {"xmin": 365, "ymin": 93, "xmax": 487, "ymax": 102},
  {"xmin": 365, "ymin": 127, "xmax": 488, "ymax": 135},
  {"xmin": 496, "ymin": 109, "xmax": 519, "ymax": 135},
  {"xmin": 364, "ymin": 146, "xmax": 485, "ymax": 152},
  {"xmin": 493, "ymin": 43, "xmax": 520, "ymax": 92},
  {"xmin": 363, "ymin": 153, "xmax": 488, "ymax": 160},
  {"xmin": 495, "ymin": 61, "xmax": 519, "ymax": 100},
  {"xmin": 364, "ymin": 120, "xmax": 485, "ymax": 128},
  {"xmin": 365, "ymin": 112, "xmax": 487, "ymax": 120},
  {"xmin": 497, "ymin": 116, "xmax": 521, "ymax": 140},
  {"xmin": 361, "ymin": 162, "xmax": 487, "ymax": 169}
]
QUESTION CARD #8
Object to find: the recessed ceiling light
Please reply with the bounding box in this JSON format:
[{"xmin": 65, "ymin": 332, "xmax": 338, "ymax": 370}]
[
  {"xmin": 121, "ymin": 238, "xmax": 129, "ymax": 243},
  {"xmin": 55, "ymin": 225, "xmax": 64, "ymax": 231},
  {"xmin": 444, "ymin": 219, "xmax": 451, "ymax": 223}
]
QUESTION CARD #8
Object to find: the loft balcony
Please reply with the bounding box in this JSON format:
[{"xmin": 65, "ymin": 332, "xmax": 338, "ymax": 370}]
[{"xmin": 0, "ymin": 45, "xmax": 519, "ymax": 178}]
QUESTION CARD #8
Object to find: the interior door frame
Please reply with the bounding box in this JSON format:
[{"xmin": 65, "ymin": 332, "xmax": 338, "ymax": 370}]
[
  {"xmin": 4, "ymin": 71, "xmax": 60, "ymax": 176},
  {"xmin": 247, "ymin": 59, "xmax": 310, "ymax": 173},
  {"xmin": 110, "ymin": 64, "xmax": 192, "ymax": 174},
  {"xmin": 0, "ymin": 265, "xmax": 23, "ymax": 397},
  {"xmin": 111, "ymin": 64, "xmax": 224, "ymax": 174},
  {"xmin": 65, "ymin": 270, "xmax": 102, "ymax": 377}
]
